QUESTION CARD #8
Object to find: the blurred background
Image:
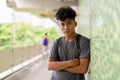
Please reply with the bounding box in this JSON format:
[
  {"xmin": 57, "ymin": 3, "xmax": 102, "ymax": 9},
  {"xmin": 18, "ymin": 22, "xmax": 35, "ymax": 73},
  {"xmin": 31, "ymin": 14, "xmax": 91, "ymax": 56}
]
[{"xmin": 0, "ymin": 0, "xmax": 120, "ymax": 80}]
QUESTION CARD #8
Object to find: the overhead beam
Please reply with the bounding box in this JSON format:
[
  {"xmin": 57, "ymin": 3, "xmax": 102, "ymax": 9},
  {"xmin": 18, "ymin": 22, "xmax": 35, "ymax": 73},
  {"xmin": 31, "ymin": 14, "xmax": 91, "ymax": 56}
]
[{"xmin": 7, "ymin": 0, "xmax": 78, "ymax": 17}]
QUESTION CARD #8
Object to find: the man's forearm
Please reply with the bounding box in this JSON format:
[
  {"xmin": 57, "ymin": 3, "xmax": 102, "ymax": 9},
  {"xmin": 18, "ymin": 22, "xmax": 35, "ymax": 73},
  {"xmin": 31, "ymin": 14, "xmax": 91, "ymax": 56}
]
[
  {"xmin": 65, "ymin": 65, "xmax": 86, "ymax": 74},
  {"xmin": 65, "ymin": 58, "xmax": 89, "ymax": 74},
  {"xmin": 48, "ymin": 58, "xmax": 80, "ymax": 71},
  {"xmin": 48, "ymin": 60, "xmax": 71, "ymax": 71}
]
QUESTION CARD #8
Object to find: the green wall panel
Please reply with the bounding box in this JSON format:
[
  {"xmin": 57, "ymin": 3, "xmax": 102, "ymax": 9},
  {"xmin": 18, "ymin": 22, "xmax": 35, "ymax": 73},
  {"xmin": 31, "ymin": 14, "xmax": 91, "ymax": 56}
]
[
  {"xmin": 78, "ymin": 0, "xmax": 120, "ymax": 80},
  {"xmin": 91, "ymin": 0, "xmax": 120, "ymax": 80}
]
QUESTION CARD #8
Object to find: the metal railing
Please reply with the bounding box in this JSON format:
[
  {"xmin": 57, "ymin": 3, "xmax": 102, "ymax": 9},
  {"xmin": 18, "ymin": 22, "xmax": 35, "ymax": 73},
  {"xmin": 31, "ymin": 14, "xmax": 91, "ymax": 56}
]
[{"xmin": 0, "ymin": 42, "xmax": 44, "ymax": 79}]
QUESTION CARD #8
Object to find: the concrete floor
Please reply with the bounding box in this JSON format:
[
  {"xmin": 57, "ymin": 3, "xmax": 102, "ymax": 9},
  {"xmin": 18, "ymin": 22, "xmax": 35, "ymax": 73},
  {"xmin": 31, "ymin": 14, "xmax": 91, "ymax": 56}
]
[
  {"xmin": 3, "ymin": 59, "xmax": 51, "ymax": 80},
  {"xmin": 2, "ymin": 55, "xmax": 90, "ymax": 80}
]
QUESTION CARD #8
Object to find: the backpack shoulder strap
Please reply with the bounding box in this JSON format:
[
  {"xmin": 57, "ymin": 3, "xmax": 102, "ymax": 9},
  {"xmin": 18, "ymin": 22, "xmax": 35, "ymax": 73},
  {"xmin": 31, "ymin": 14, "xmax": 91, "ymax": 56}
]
[
  {"xmin": 76, "ymin": 34, "xmax": 85, "ymax": 79},
  {"xmin": 76, "ymin": 34, "xmax": 81, "ymax": 50},
  {"xmin": 56, "ymin": 36, "xmax": 63, "ymax": 60}
]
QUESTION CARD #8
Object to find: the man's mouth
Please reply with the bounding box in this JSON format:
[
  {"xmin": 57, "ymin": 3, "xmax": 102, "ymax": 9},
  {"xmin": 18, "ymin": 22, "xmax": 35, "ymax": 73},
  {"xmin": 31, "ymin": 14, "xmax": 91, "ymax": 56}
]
[{"xmin": 64, "ymin": 31, "xmax": 70, "ymax": 33}]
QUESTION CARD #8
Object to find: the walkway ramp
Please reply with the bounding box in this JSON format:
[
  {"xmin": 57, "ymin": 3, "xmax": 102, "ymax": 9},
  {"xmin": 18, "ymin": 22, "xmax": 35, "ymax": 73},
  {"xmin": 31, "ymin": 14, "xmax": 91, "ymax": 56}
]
[{"xmin": 3, "ymin": 59, "xmax": 51, "ymax": 80}]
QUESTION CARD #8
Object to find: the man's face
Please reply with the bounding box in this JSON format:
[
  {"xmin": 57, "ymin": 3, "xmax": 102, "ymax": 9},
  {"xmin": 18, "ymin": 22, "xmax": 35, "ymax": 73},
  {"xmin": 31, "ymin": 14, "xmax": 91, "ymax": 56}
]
[{"xmin": 58, "ymin": 18, "xmax": 77, "ymax": 36}]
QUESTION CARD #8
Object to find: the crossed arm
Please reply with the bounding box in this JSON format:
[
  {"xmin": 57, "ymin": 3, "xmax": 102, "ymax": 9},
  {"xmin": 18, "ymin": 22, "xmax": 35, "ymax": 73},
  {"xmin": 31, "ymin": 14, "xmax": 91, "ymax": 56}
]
[{"xmin": 48, "ymin": 58, "xmax": 89, "ymax": 74}]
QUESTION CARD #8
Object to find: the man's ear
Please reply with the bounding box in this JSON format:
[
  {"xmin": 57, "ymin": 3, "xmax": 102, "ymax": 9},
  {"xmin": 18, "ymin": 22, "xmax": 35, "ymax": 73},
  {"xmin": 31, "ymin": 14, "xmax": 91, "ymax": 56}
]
[{"xmin": 75, "ymin": 22, "xmax": 77, "ymax": 27}]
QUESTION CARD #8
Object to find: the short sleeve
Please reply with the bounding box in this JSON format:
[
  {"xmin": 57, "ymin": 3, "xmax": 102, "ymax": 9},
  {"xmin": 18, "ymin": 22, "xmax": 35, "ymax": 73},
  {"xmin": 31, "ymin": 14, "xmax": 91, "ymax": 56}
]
[
  {"xmin": 80, "ymin": 37, "xmax": 90, "ymax": 59},
  {"xmin": 49, "ymin": 38, "xmax": 59, "ymax": 60}
]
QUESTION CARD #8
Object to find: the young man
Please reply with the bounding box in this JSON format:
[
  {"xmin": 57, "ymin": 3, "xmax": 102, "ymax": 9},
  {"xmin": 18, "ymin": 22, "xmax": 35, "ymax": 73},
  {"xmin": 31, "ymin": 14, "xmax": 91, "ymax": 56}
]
[{"xmin": 48, "ymin": 6, "xmax": 90, "ymax": 80}]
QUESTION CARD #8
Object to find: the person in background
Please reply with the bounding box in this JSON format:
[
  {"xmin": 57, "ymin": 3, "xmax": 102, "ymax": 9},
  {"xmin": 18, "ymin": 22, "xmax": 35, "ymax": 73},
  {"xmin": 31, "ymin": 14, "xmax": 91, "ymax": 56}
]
[
  {"xmin": 42, "ymin": 33, "xmax": 49, "ymax": 54},
  {"xmin": 47, "ymin": 6, "xmax": 90, "ymax": 80}
]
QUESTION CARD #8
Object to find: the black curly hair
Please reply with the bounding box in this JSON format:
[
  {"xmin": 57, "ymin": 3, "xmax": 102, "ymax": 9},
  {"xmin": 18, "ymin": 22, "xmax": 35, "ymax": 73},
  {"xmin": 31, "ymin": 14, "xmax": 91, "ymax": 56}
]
[{"xmin": 55, "ymin": 6, "xmax": 77, "ymax": 21}]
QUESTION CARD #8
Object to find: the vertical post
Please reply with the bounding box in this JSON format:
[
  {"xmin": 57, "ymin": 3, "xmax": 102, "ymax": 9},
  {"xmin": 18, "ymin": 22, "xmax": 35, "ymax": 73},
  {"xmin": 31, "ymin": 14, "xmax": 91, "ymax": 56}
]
[
  {"xmin": 11, "ymin": 10, "xmax": 16, "ymax": 71},
  {"xmin": 11, "ymin": 11, "xmax": 16, "ymax": 44}
]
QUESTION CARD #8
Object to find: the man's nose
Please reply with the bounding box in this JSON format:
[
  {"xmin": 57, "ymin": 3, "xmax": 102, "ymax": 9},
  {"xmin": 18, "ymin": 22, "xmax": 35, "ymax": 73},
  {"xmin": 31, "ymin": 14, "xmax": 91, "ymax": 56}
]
[{"xmin": 64, "ymin": 25, "xmax": 68, "ymax": 29}]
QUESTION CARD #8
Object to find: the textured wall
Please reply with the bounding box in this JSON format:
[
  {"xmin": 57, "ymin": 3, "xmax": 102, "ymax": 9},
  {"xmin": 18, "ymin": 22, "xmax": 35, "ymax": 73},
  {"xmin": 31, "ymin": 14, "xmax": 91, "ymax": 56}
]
[
  {"xmin": 78, "ymin": 0, "xmax": 120, "ymax": 80},
  {"xmin": 77, "ymin": 0, "xmax": 90, "ymax": 38},
  {"xmin": 90, "ymin": 0, "xmax": 120, "ymax": 80}
]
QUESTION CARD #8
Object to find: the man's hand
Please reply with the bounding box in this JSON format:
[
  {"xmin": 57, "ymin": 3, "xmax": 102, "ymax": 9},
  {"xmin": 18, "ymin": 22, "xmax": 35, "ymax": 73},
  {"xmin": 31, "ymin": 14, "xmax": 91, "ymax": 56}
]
[{"xmin": 69, "ymin": 58, "xmax": 80, "ymax": 67}]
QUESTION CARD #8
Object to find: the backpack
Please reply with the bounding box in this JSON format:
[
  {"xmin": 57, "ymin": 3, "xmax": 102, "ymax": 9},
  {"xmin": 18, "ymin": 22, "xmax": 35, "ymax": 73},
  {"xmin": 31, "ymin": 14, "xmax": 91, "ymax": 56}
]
[
  {"xmin": 76, "ymin": 34, "xmax": 81, "ymax": 55},
  {"xmin": 43, "ymin": 38, "xmax": 48, "ymax": 46},
  {"xmin": 76, "ymin": 34, "xmax": 85, "ymax": 80}
]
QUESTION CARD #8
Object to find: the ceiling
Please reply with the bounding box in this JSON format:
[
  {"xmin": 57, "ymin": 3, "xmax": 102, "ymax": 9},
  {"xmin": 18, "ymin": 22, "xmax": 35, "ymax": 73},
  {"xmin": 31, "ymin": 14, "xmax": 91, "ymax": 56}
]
[{"xmin": 7, "ymin": 0, "xmax": 79, "ymax": 18}]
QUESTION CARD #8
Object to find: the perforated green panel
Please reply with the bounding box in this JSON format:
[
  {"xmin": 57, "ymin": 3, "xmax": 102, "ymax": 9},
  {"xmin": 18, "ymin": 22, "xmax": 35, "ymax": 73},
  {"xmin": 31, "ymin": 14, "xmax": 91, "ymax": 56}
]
[
  {"xmin": 78, "ymin": 0, "xmax": 120, "ymax": 80},
  {"xmin": 91, "ymin": 0, "xmax": 120, "ymax": 80}
]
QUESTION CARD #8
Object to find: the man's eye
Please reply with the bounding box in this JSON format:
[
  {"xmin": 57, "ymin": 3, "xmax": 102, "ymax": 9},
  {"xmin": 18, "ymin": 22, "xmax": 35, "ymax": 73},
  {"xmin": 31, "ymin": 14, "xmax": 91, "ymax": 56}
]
[
  {"xmin": 67, "ymin": 23, "xmax": 72, "ymax": 25},
  {"xmin": 61, "ymin": 23, "xmax": 64, "ymax": 26}
]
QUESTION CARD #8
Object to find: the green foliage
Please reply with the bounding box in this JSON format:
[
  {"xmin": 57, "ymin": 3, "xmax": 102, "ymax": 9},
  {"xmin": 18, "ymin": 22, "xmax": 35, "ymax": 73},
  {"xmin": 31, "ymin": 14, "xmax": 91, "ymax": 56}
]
[
  {"xmin": 16, "ymin": 22, "xmax": 35, "ymax": 42},
  {"xmin": 0, "ymin": 22, "xmax": 59, "ymax": 50},
  {"xmin": 0, "ymin": 23, "xmax": 13, "ymax": 45}
]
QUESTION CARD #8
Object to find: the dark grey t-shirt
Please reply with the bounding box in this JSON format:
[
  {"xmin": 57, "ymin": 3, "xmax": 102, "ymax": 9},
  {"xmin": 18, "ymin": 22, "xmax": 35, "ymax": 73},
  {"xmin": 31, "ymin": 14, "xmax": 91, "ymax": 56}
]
[{"xmin": 49, "ymin": 34, "xmax": 90, "ymax": 80}]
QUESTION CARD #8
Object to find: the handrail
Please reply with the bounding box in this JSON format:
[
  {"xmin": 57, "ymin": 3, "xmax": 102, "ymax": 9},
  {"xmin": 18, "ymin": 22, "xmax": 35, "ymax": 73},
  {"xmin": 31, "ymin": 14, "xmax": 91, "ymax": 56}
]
[{"xmin": 0, "ymin": 42, "xmax": 45, "ymax": 79}]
